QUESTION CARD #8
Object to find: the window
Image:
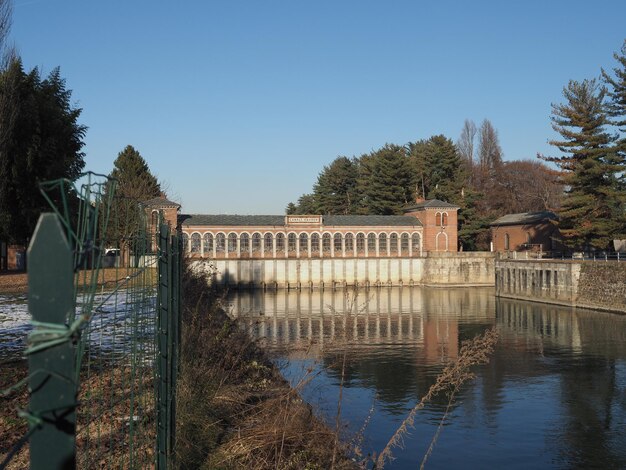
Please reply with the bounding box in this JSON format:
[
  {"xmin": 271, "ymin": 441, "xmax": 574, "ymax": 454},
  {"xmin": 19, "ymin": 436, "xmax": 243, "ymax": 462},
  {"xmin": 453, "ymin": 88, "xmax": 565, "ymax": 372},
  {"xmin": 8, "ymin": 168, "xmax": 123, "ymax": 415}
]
[
  {"xmin": 411, "ymin": 233, "xmax": 420, "ymax": 254},
  {"xmin": 356, "ymin": 233, "xmax": 365, "ymax": 253},
  {"xmin": 334, "ymin": 233, "xmax": 342, "ymax": 253},
  {"xmin": 367, "ymin": 233, "xmax": 376, "ymax": 253},
  {"xmin": 436, "ymin": 212, "xmax": 442, "ymax": 226},
  {"xmin": 311, "ymin": 233, "xmax": 320, "ymax": 252},
  {"xmin": 264, "ymin": 233, "xmax": 273, "ymax": 253},
  {"xmin": 504, "ymin": 233, "xmax": 510, "ymax": 251},
  {"xmin": 227, "ymin": 233, "xmax": 237, "ymax": 252},
  {"xmin": 299, "ymin": 233, "xmax": 308, "ymax": 254},
  {"xmin": 252, "ymin": 233, "xmax": 262, "ymax": 253},
  {"xmin": 379, "ymin": 233, "xmax": 388, "ymax": 255},
  {"xmin": 216, "ymin": 233, "xmax": 226, "ymax": 252},
  {"xmin": 288, "ymin": 233, "xmax": 297, "ymax": 252},
  {"xmin": 182, "ymin": 233, "xmax": 189, "ymax": 252},
  {"xmin": 401, "ymin": 233, "xmax": 409, "ymax": 254},
  {"xmin": 276, "ymin": 233, "xmax": 285, "ymax": 252},
  {"xmin": 441, "ymin": 212, "xmax": 448, "ymax": 226},
  {"xmin": 240, "ymin": 233, "xmax": 250, "ymax": 252},
  {"xmin": 345, "ymin": 233, "xmax": 354, "ymax": 253},
  {"xmin": 151, "ymin": 210, "xmax": 159, "ymax": 228},
  {"xmin": 203, "ymin": 233, "xmax": 213, "ymax": 254},
  {"xmin": 322, "ymin": 233, "xmax": 331, "ymax": 252},
  {"xmin": 390, "ymin": 233, "xmax": 398, "ymax": 254},
  {"xmin": 190, "ymin": 233, "xmax": 201, "ymax": 253}
]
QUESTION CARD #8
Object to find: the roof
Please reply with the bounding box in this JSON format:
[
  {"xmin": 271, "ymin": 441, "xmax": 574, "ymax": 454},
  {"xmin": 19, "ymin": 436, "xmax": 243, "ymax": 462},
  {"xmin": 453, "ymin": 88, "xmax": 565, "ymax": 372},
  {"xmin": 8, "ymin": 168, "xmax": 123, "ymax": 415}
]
[
  {"xmin": 143, "ymin": 196, "xmax": 181, "ymax": 208},
  {"xmin": 403, "ymin": 199, "xmax": 459, "ymax": 212},
  {"xmin": 490, "ymin": 211, "xmax": 558, "ymax": 227},
  {"xmin": 179, "ymin": 214, "xmax": 422, "ymax": 227}
]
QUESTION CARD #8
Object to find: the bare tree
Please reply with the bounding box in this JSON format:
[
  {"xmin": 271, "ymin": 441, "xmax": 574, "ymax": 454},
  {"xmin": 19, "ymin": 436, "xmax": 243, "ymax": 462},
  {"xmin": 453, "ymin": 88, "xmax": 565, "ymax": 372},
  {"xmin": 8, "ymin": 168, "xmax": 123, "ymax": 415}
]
[
  {"xmin": 477, "ymin": 119, "xmax": 503, "ymax": 172},
  {"xmin": 457, "ymin": 119, "xmax": 477, "ymax": 164}
]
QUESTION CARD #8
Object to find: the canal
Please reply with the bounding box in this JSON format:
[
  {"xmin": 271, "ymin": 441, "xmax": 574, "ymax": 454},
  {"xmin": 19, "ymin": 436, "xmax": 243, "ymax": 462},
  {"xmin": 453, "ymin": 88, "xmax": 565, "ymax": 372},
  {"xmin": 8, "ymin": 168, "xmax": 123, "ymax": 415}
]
[{"xmin": 228, "ymin": 287, "xmax": 626, "ymax": 469}]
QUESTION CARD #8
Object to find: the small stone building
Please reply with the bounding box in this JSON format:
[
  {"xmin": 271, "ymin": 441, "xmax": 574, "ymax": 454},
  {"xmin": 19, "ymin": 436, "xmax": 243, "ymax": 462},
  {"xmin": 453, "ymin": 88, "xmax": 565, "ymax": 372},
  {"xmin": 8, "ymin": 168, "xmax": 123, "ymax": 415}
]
[{"xmin": 490, "ymin": 211, "xmax": 561, "ymax": 253}]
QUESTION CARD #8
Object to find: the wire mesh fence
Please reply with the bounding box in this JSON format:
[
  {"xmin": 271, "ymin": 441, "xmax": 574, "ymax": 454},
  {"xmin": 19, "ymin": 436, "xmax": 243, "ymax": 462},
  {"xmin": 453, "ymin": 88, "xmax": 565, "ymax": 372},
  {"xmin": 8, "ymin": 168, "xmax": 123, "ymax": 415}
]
[{"xmin": 0, "ymin": 172, "xmax": 181, "ymax": 469}]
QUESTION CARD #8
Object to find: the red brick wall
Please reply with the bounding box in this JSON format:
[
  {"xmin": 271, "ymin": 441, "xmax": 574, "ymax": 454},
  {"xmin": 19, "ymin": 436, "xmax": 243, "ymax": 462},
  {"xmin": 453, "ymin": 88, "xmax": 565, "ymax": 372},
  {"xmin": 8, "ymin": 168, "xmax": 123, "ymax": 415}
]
[
  {"xmin": 405, "ymin": 208, "xmax": 458, "ymax": 252},
  {"xmin": 491, "ymin": 223, "xmax": 561, "ymax": 252}
]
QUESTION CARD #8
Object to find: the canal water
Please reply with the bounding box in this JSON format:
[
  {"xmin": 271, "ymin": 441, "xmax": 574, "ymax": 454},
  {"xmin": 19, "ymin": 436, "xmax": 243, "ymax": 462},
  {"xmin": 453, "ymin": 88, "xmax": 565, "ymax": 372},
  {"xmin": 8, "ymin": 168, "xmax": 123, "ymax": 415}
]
[{"xmin": 227, "ymin": 287, "xmax": 626, "ymax": 469}]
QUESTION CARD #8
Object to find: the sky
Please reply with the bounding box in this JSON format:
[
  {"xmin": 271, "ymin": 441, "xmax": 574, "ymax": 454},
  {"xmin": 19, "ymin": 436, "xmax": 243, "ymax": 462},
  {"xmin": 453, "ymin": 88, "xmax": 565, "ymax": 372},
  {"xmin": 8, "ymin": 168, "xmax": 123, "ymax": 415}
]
[{"xmin": 11, "ymin": 0, "xmax": 626, "ymax": 214}]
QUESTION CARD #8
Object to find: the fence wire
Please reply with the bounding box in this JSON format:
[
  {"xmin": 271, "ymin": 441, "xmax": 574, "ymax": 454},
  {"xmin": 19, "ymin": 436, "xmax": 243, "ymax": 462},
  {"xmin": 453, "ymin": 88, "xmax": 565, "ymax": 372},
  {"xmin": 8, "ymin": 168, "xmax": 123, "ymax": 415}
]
[{"xmin": 1, "ymin": 172, "xmax": 180, "ymax": 469}]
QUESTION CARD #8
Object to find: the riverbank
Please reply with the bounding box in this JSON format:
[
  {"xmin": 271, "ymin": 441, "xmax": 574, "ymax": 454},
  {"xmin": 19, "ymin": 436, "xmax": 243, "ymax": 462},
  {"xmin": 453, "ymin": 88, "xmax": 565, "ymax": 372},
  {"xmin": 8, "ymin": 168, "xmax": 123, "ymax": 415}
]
[
  {"xmin": 176, "ymin": 266, "xmax": 355, "ymax": 469},
  {"xmin": 0, "ymin": 268, "xmax": 156, "ymax": 295}
]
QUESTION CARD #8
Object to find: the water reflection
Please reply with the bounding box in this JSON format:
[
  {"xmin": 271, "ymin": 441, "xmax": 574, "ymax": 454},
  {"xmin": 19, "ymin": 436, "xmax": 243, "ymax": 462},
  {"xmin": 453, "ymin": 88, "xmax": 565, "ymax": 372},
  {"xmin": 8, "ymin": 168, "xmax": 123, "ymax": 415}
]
[{"xmin": 229, "ymin": 287, "xmax": 626, "ymax": 469}]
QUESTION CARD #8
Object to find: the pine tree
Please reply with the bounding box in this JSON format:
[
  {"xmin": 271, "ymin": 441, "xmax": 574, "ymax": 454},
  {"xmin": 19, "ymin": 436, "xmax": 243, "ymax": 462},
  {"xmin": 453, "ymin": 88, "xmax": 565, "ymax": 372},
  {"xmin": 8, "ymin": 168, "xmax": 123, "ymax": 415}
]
[
  {"xmin": 358, "ymin": 144, "xmax": 412, "ymax": 215},
  {"xmin": 0, "ymin": 59, "xmax": 86, "ymax": 243},
  {"xmin": 312, "ymin": 156, "xmax": 358, "ymax": 214},
  {"xmin": 106, "ymin": 145, "xmax": 161, "ymax": 242},
  {"xmin": 543, "ymin": 79, "xmax": 626, "ymax": 250}
]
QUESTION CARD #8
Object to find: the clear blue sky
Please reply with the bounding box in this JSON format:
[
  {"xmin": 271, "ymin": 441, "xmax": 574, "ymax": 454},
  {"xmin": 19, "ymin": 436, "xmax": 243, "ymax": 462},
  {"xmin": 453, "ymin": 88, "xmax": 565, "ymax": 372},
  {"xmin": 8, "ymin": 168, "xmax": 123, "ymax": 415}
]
[{"xmin": 12, "ymin": 0, "xmax": 626, "ymax": 214}]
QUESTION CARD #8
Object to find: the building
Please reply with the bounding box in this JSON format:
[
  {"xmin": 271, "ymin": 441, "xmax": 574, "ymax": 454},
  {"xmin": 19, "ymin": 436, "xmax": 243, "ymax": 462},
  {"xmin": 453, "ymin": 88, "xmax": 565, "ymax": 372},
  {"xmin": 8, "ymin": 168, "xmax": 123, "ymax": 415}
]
[
  {"xmin": 147, "ymin": 197, "xmax": 460, "ymax": 259},
  {"xmin": 490, "ymin": 211, "xmax": 561, "ymax": 253}
]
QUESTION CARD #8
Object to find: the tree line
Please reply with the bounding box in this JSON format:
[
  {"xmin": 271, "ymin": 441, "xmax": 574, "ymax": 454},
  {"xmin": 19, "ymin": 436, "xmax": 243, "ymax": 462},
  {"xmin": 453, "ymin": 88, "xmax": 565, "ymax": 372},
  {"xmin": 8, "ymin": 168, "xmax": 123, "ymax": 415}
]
[
  {"xmin": 288, "ymin": 40, "xmax": 626, "ymax": 252},
  {"xmin": 286, "ymin": 121, "xmax": 561, "ymax": 250}
]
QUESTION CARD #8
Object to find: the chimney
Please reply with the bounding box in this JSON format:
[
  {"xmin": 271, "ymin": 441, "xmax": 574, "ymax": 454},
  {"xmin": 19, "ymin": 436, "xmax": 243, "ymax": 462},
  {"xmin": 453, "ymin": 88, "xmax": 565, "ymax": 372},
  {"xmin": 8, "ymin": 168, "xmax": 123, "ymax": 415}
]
[{"xmin": 415, "ymin": 196, "xmax": 425, "ymax": 204}]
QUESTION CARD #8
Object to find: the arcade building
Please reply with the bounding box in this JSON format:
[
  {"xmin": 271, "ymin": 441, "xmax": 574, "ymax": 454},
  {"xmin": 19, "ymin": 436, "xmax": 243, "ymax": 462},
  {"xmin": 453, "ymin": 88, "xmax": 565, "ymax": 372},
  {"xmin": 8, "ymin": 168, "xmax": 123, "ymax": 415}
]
[{"xmin": 146, "ymin": 197, "xmax": 460, "ymax": 259}]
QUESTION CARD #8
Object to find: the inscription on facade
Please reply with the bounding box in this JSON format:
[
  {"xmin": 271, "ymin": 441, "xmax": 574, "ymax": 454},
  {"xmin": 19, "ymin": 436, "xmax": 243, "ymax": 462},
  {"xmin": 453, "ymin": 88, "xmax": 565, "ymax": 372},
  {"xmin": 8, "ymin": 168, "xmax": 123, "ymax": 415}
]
[{"xmin": 286, "ymin": 215, "xmax": 322, "ymax": 225}]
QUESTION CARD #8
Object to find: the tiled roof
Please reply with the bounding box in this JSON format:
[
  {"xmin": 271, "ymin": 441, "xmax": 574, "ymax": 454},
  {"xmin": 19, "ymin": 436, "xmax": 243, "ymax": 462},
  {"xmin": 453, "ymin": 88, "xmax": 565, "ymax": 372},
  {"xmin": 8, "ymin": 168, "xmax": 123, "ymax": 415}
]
[
  {"xmin": 403, "ymin": 199, "xmax": 459, "ymax": 211},
  {"xmin": 143, "ymin": 196, "xmax": 181, "ymax": 208},
  {"xmin": 179, "ymin": 214, "xmax": 422, "ymax": 227},
  {"xmin": 490, "ymin": 211, "xmax": 558, "ymax": 227}
]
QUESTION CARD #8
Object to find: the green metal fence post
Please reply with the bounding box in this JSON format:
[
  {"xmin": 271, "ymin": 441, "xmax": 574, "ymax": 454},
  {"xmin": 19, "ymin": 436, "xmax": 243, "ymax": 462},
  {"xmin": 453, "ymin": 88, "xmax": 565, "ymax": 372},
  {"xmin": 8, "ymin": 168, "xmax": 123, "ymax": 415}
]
[
  {"xmin": 169, "ymin": 233, "xmax": 180, "ymax": 464},
  {"xmin": 156, "ymin": 223, "xmax": 170, "ymax": 469},
  {"xmin": 27, "ymin": 213, "xmax": 76, "ymax": 469}
]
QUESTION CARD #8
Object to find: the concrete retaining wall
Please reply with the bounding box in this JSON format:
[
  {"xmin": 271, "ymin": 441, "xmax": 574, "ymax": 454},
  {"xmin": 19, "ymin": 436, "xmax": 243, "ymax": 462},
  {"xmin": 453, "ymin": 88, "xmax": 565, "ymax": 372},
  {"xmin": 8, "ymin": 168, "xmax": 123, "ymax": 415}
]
[
  {"xmin": 190, "ymin": 252, "xmax": 495, "ymax": 289},
  {"xmin": 495, "ymin": 259, "xmax": 626, "ymax": 313}
]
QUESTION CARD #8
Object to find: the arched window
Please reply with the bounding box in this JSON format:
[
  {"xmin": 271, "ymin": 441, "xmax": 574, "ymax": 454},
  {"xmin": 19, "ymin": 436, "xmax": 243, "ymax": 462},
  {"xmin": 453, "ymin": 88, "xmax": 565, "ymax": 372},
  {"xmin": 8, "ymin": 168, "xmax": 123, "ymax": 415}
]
[
  {"xmin": 240, "ymin": 233, "xmax": 250, "ymax": 253},
  {"xmin": 151, "ymin": 210, "xmax": 159, "ymax": 228},
  {"xmin": 345, "ymin": 233, "xmax": 354, "ymax": 253},
  {"xmin": 216, "ymin": 233, "xmax": 226, "ymax": 252},
  {"xmin": 252, "ymin": 232, "xmax": 262, "ymax": 253},
  {"xmin": 504, "ymin": 233, "xmax": 510, "ymax": 251},
  {"xmin": 379, "ymin": 233, "xmax": 388, "ymax": 256},
  {"xmin": 436, "ymin": 212, "xmax": 442, "ymax": 226},
  {"xmin": 311, "ymin": 233, "xmax": 320, "ymax": 253},
  {"xmin": 203, "ymin": 233, "xmax": 213, "ymax": 255},
  {"xmin": 182, "ymin": 233, "xmax": 189, "ymax": 252},
  {"xmin": 190, "ymin": 233, "xmax": 201, "ymax": 253},
  {"xmin": 401, "ymin": 233, "xmax": 410, "ymax": 254},
  {"xmin": 390, "ymin": 233, "xmax": 399, "ymax": 254},
  {"xmin": 276, "ymin": 233, "xmax": 285, "ymax": 252},
  {"xmin": 288, "ymin": 233, "xmax": 297, "ymax": 252},
  {"xmin": 356, "ymin": 233, "xmax": 366, "ymax": 253},
  {"xmin": 322, "ymin": 233, "xmax": 331, "ymax": 252},
  {"xmin": 412, "ymin": 233, "xmax": 421, "ymax": 255},
  {"xmin": 227, "ymin": 233, "xmax": 237, "ymax": 252},
  {"xmin": 367, "ymin": 233, "xmax": 376, "ymax": 254},
  {"xmin": 264, "ymin": 233, "xmax": 273, "ymax": 253},
  {"xmin": 441, "ymin": 212, "xmax": 448, "ymax": 226},
  {"xmin": 299, "ymin": 233, "xmax": 308, "ymax": 254},
  {"xmin": 334, "ymin": 233, "xmax": 342, "ymax": 253}
]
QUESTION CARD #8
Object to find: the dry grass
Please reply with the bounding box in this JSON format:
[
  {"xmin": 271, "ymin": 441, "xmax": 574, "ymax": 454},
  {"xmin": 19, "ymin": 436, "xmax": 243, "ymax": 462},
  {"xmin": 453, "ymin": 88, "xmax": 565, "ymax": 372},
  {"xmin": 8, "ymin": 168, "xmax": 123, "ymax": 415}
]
[
  {"xmin": 175, "ymin": 266, "xmax": 356, "ymax": 470},
  {"xmin": 1, "ymin": 359, "xmax": 156, "ymax": 469}
]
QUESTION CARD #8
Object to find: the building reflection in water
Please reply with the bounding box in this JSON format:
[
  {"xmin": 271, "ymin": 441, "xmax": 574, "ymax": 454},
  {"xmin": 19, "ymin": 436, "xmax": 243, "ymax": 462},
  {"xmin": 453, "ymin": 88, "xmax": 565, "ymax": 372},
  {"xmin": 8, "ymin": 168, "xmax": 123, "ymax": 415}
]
[{"xmin": 227, "ymin": 287, "xmax": 626, "ymax": 469}]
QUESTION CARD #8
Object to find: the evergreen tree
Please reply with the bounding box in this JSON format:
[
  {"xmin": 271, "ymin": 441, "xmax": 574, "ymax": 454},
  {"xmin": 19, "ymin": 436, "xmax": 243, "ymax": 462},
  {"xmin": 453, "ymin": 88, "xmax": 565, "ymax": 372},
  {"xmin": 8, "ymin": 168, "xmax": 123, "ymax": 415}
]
[
  {"xmin": 106, "ymin": 145, "xmax": 161, "ymax": 242},
  {"xmin": 602, "ymin": 40, "xmax": 626, "ymax": 133},
  {"xmin": 543, "ymin": 79, "xmax": 626, "ymax": 250},
  {"xmin": 358, "ymin": 144, "xmax": 412, "ymax": 215},
  {"xmin": 312, "ymin": 156, "xmax": 358, "ymax": 214},
  {"xmin": 0, "ymin": 59, "xmax": 86, "ymax": 243}
]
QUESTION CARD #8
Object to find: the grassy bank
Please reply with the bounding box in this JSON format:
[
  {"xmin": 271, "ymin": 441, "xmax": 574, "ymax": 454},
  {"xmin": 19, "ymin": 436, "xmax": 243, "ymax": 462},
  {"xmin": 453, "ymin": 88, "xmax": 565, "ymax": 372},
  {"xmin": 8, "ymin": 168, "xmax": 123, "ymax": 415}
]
[{"xmin": 176, "ymin": 267, "xmax": 355, "ymax": 469}]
